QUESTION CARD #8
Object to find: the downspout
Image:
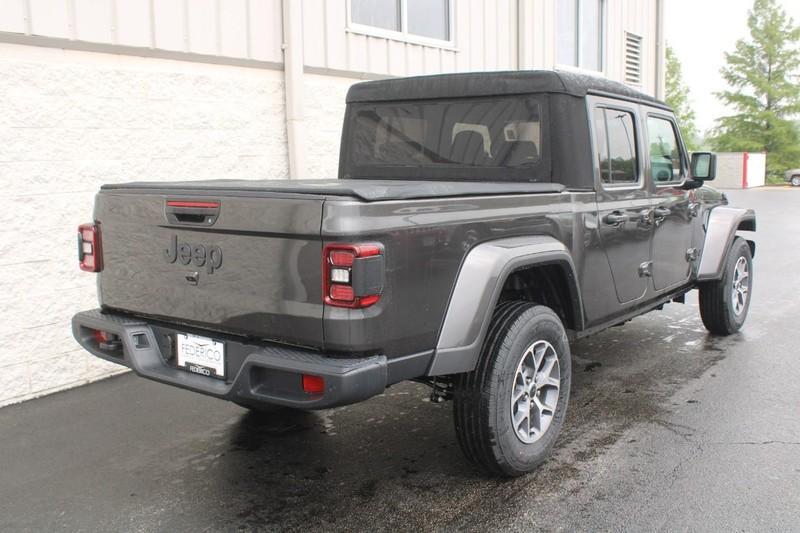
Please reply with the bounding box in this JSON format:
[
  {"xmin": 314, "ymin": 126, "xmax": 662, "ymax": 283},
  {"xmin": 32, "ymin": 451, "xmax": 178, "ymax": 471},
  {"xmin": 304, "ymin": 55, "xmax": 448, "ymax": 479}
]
[
  {"xmin": 654, "ymin": 0, "xmax": 665, "ymax": 99},
  {"xmin": 282, "ymin": 0, "xmax": 306, "ymax": 179},
  {"xmin": 515, "ymin": 0, "xmax": 522, "ymax": 70}
]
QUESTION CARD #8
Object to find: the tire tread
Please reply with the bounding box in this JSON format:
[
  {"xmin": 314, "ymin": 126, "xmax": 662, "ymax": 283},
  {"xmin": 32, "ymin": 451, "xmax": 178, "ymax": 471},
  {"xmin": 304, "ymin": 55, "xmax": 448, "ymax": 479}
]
[
  {"xmin": 699, "ymin": 237, "xmax": 751, "ymax": 335},
  {"xmin": 454, "ymin": 301, "xmax": 568, "ymax": 476}
]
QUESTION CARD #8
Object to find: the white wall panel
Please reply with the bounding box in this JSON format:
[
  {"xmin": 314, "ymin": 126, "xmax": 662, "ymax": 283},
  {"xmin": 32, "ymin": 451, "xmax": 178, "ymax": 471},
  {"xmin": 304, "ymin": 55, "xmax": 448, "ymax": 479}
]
[
  {"xmin": 219, "ymin": 0, "xmax": 249, "ymax": 58},
  {"xmin": 384, "ymin": 39, "xmax": 402, "ymax": 75},
  {"xmin": 74, "ymin": 0, "xmax": 114, "ymax": 43},
  {"xmin": 187, "ymin": 0, "xmax": 218, "ymax": 55},
  {"xmin": 405, "ymin": 42, "xmax": 424, "ymax": 76},
  {"xmin": 152, "ymin": 0, "xmax": 186, "ymax": 51},
  {"xmin": 0, "ymin": 0, "xmax": 27, "ymax": 33},
  {"xmin": 483, "ymin": 0, "xmax": 498, "ymax": 69},
  {"xmin": 115, "ymin": 1, "xmax": 152, "ymax": 47},
  {"xmin": 367, "ymin": 36, "xmax": 389, "ymax": 75},
  {"xmin": 301, "ymin": 0, "xmax": 326, "ymax": 66},
  {"xmin": 346, "ymin": 32, "xmax": 367, "ymax": 73},
  {"xmin": 441, "ymin": 45, "xmax": 456, "ymax": 73},
  {"xmin": 423, "ymin": 46, "xmax": 440, "ymax": 74},
  {"xmin": 29, "ymin": 0, "xmax": 71, "ymax": 39},
  {"xmin": 322, "ymin": 0, "xmax": 347, "ymax": 70},
  {"xmin": 468, "ymin": 0, "xmax": 485, "ymax": 70},
  {"xmin": 496, "ymin": 0, "xmax": 512, "ymax": 69},
  {"xmin": 453, "ymin": 0, "xmax": 470, "ymax": 71},
  {"xmin": 248, "ymin": 0, "xmax": 282, "ymax": 62}
]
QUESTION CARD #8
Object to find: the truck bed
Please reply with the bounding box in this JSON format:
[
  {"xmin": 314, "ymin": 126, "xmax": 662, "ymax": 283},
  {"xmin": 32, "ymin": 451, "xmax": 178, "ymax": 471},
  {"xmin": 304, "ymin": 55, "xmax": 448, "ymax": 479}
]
[
  {"xmin": 94, "ymin": 178, "xmax": 569, "ymax": 354},
  {"xmin": 101, "ymin": 179, "xmax": 566, "ymax": 202}
]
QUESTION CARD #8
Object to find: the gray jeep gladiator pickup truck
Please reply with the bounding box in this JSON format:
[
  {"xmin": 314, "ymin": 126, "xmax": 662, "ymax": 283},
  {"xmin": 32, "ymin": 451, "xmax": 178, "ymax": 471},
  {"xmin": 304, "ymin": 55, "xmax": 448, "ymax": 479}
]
[{"xmin": 73, "ymin": 71, "xmax": 755, "ymax": 476}]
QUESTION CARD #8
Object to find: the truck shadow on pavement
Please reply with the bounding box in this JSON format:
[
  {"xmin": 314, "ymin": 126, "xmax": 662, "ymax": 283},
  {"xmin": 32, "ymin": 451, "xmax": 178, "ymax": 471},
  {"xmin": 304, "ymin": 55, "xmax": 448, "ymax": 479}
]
[
  {"xmin": 184, "ymin": 304, "xmax": 742, "ymax": 531},
  {"xmin": 0, "ymin": 301, "xmax": 748, "ymax": 533}
]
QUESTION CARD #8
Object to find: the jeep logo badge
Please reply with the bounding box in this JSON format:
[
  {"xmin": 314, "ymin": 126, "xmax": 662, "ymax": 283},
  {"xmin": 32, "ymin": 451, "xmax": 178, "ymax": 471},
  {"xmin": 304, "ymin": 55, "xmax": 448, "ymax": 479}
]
[{"xmin": 164, "ymin": 235, "xmax": 223, "ymax": 274}]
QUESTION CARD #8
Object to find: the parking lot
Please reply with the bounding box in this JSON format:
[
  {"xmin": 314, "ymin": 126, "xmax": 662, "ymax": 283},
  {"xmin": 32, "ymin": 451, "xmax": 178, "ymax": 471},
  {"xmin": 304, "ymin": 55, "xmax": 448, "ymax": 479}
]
[{"xmin": 1, "ymin": 188, "xmax": 798, "ymax": 532}]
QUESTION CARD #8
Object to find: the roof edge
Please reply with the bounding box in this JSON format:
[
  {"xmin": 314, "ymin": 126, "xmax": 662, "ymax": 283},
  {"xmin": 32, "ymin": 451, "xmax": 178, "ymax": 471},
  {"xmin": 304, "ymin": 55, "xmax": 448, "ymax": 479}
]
[{"xmin": 345, "ymin": 69, "xmax": 667, "ymax": 109}]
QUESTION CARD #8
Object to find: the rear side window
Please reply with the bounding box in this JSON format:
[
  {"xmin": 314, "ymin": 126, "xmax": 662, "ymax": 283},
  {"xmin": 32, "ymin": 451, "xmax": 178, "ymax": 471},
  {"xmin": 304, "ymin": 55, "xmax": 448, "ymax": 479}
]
[
  {"xmin": 350, "ymin": 97, "xmax": 542, "ymax": 171},
  {"xmin": 646, "ymin": 116, "xmax": 683, "ymax": 184},
  {"xmin": 593, "ymin": 108, "xmax": 639, "ymax": 185}
]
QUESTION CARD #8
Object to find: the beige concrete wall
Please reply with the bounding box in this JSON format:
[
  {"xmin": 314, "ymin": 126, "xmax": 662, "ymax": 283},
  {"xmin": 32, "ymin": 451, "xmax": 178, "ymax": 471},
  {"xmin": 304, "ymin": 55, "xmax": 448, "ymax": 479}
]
[{"xmin": 0, "ymin": 43, "xmax": 288, "ymax": 407}]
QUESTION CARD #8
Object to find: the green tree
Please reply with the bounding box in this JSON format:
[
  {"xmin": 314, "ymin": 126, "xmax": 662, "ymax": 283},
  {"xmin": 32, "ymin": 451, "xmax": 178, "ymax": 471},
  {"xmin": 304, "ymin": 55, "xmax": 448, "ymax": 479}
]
[
  {"xmin": 665, "ymin": 45, "xmax": 699, "ymax": 151},
  {"xmin": 710, "ymin": 0, "xmax": 800, "ymax": 181}
]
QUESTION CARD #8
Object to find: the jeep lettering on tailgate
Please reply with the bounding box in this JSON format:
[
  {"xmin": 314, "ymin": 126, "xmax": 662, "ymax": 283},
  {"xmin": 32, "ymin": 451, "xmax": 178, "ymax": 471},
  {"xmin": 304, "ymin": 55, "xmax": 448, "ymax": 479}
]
[{"xmin": 163, "ymin": 235, "xmax": 223, "ymax": 274}]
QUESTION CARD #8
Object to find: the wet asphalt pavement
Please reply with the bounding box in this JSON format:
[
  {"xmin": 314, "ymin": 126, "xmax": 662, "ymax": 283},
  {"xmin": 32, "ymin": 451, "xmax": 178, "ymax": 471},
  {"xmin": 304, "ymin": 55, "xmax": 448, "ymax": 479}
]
[{"xmin": 1, "ymin": 188, "xmax": 799, "ymax": 532}]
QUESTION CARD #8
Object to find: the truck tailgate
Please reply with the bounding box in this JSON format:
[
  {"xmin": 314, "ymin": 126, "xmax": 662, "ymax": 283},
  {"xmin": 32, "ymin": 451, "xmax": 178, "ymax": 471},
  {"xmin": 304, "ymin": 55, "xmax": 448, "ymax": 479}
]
[{"xmin": 95, "ymin": 190, "xmax": 324, "ymax": 347}]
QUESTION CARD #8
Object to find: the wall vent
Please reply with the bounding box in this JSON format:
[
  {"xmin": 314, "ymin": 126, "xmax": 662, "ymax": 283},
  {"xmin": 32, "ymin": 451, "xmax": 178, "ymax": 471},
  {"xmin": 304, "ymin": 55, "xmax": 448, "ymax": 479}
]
[{"xmin": 624, "ymin": 32, "xmax": 643, "ymax": 85}]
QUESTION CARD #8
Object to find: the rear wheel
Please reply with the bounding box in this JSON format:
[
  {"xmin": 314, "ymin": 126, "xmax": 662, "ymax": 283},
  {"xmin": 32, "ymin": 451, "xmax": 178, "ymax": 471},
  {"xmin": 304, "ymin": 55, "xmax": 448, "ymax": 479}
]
[
  {"xmin": 453, "ymin": 302, "xmax": 571, "ymax": 477},
  {"xmin": 699, "ymin": 237, "xmax": 753, "ymax": 335},
  {"xmin": 791, "ymin": 176, "xmax": 800, "ymax": 187}
]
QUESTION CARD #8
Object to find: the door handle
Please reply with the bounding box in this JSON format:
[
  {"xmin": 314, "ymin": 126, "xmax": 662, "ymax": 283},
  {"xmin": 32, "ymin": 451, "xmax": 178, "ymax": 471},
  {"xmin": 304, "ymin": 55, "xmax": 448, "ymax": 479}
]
[
  {"xmin": 653, "ymin": 207, "xmax": 671, "ymax": 226},
  {"xmin": 603, "ymin": 211, "xmax": 627, "ymax": 227}
]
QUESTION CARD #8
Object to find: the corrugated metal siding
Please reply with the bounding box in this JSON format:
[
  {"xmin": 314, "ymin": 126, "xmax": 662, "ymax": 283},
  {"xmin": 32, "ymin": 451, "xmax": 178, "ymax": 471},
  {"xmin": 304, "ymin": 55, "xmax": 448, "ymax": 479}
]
[
  {"xmin": 518, "ymin": 0, "xmax": 556, "ymax": 70},
  {"xmin": 0, "ymin": 0, "xmax": 660, "ymax": 93},
  {"xmin": 517, "ymin": 0, "xmax": 659, "ymax": 96},
  {"xmin": 0, "ymin": 0, "xmax": 284, "ymax": 62},
  {"xmin": 302, "ymin": 0, "xmax": 518, "ymax": 76},
  {"xmin": 606, "ymin": 0, "xmax": 658, "ymax": 95}
]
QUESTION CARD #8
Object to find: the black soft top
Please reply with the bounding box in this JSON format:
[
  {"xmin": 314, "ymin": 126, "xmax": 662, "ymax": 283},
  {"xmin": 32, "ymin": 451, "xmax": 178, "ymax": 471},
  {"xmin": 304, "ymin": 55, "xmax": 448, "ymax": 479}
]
[{"xmin": 347, "ymin": 69, "xmax": 669, "ymax": 109}]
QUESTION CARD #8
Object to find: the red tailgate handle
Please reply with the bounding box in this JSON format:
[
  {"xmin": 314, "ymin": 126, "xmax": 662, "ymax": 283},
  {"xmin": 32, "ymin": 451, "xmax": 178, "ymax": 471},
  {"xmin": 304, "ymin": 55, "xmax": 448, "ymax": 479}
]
[{"xmin": 165, "ymin": 199, "xmax": 221, "ymax": 226}]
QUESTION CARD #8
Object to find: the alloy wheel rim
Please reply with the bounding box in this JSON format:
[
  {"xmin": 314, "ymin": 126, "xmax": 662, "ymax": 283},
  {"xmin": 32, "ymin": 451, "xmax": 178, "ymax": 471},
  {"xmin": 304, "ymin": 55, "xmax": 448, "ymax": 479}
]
[
  {"xmin": 732, "ymin": 256, "xmax": 749, "ymax": 316},
  {"xmin": 510, "ymin": 340, "xmax": 560, "ymax": 444}
]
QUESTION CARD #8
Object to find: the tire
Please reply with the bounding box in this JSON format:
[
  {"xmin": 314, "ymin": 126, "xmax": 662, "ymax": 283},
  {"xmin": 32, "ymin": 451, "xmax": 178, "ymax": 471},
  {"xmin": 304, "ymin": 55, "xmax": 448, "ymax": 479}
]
[
  {"xmin": 699, "ymin": 237, "xmax": 753, "ymax": 335},
  {"xmin": 791, "ymin": 176, "xmax": 800, "ymax": 187},
  {"xmin": 453, "ymin": 301, "xmax": 571, "ymax": 477}
]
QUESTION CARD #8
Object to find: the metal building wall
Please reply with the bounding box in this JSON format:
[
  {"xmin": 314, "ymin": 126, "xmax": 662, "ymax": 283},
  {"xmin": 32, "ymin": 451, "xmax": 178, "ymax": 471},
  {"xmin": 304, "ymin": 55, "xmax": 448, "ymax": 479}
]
[
  {"xmin": 301, "ymin": 0, "xmax": 518, "ymax": 76},
  {"xmin": 0, "ymin": 0, "xmax": 284, "ymax": 63},
  {"xmin": 0, "ymin": 0, "xmax": 662, "ymax": 97}
]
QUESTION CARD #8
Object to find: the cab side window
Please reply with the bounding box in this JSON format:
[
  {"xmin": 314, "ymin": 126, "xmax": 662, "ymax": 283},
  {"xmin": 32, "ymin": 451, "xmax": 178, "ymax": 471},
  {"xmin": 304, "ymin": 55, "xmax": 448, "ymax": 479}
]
[
  {"xmin": 646, "ymin": 116, "xmax": 683, "ymax": 184},
  {"xmin": 594, "ymin": 108, "xmax": 639, "ymax": 185}
]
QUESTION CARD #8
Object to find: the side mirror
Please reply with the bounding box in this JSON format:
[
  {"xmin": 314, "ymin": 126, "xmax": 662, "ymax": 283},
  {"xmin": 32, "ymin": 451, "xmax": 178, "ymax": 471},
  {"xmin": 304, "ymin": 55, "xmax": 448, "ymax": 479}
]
[{"xmin": 690, "ymin": 152, "xmax": 716, "ymax": 181}]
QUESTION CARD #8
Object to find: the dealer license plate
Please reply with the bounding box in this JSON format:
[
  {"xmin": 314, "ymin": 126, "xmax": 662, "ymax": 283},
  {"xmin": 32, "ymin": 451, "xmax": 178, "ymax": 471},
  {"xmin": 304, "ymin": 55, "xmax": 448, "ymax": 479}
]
[{"xmin": 176, "ymin": 333, "xmax": 225, "ymax": 379}]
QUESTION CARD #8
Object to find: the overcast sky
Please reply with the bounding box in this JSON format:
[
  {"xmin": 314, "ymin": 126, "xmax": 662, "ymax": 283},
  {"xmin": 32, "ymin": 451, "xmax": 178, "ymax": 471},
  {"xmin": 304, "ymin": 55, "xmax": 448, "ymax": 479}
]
[{"xmin": 664, "ymin": 0, "xmax": 800, "ymax": 134}]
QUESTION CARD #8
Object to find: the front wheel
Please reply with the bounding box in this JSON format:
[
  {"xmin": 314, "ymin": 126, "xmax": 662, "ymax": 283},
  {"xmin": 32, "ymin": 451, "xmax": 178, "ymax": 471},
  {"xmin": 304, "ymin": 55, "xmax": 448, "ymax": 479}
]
[
  {"xmin": 699, "ymin": 237, "xmax": 753, "ymax": 335},
  {"xmin": 453, "ymin": 302, "xmax": 571, "ymax": 477},
  {"xmin": 791, "ymin": 176, "xmax": 800, "ymax": 187}
]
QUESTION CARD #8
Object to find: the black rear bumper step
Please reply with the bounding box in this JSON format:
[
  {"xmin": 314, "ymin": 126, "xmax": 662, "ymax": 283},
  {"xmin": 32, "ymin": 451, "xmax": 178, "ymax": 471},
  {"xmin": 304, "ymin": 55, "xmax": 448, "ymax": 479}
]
[{"xmin": 72, "ymin": 309, "xmax": 387, "ymax": 409}]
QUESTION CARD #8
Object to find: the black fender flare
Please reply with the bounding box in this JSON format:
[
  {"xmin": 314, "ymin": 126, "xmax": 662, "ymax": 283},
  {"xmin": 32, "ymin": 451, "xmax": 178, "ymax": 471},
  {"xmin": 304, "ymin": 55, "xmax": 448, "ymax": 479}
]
[
  {"xmin": 427, "ymin": 236, "xmax": 583, "ymax": 376},
  {"xmin": 697, "ymin": 206, "xmax": 756, "ymax": 281}
]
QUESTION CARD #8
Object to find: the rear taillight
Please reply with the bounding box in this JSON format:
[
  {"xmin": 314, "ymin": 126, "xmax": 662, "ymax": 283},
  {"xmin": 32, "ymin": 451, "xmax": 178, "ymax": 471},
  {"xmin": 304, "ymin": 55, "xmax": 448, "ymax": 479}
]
[
  {"xmin": 323, "ymin": 243, "xmax": 384, "ymax": 308},
  {"xmin": 78, "ymin": 223, "xmax": 102, "ymax": 272}
]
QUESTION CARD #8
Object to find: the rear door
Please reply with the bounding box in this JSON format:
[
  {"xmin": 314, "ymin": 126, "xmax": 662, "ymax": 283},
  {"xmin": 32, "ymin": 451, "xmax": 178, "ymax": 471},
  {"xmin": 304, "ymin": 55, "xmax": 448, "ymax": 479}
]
[
  {"xmin": 645, "ymin": 112, "xmax": 696, "ymax": 291},
  {"xmin": 591, "ymin": 98, "xmax": 652, "ymax": 304}
]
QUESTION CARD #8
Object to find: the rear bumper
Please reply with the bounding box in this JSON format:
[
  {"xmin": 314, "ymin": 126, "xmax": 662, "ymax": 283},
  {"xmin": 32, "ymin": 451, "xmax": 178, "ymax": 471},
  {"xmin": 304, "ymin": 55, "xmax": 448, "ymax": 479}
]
[{"xmin": 72, "ymin": 308, "xmax": 388, "ymax": 409}]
